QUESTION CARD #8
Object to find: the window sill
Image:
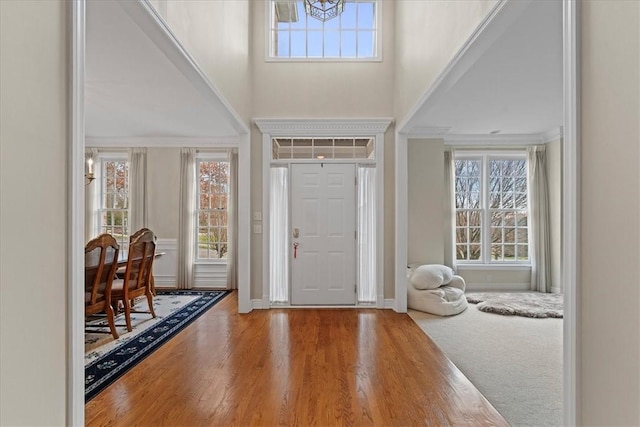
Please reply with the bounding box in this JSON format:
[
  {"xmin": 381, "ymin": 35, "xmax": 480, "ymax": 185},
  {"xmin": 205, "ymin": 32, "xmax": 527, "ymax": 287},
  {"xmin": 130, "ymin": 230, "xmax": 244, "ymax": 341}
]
[
  {"xmin": 265, "ymin": 57, "xmax": 382, "ymax": 63},
  {"xmin": 456, "ymin": 264, "xmax": 531, "ymax": 271},
  {"xmin": 194, "ymin": 260, "xmax": 228, "ymax": 265}
]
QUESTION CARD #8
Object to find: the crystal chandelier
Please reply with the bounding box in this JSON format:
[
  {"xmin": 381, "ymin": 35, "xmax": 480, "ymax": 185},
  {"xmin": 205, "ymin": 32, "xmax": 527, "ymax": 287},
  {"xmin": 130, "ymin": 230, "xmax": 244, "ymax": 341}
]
[{"xmin": 304, "ymin": 0, "xmax": 345, "ymax": 22}]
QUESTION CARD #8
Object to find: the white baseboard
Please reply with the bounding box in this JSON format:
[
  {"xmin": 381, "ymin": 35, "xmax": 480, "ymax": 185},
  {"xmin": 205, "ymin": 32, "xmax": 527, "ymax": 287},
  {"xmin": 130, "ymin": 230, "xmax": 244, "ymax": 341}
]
[
  {"xmin": 465, "ymin": 282, "xmax": 531, "ymax": 292},
  {"xmin": 551, "ymin": 285, "xmax": 562, "ymax": 294},
  {"xmin": 250, "ymin": 299, "xmax": 393, "ymax": 310}
]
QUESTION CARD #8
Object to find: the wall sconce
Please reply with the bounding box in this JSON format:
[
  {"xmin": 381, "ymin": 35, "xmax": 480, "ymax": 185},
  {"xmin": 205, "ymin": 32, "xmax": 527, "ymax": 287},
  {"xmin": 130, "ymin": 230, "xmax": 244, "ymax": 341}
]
[{"xmin": 85, "ymin": 158, "xmax": 95, "ymax": 185}]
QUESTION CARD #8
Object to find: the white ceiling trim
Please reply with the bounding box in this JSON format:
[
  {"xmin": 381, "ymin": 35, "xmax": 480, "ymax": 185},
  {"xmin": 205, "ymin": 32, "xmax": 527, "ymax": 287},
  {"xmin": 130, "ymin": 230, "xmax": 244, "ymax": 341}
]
[
  {"xmin": 117, "ymin": 0, "xmax": 249, "ymax": 135},
  {"xmin": 86, "ymin": 136, "xmax": 240, "ymax": 148},
  {"xmin": 253, "ymin": 118, "xmax": 394, "ymax": 136},
  {"xmin": 542, "ymin": 126, "xmax": 563, "ymax": 143},
  {"xmin": 444, "ymin": 133, "xmax": 545, "ymax": 146},
  {"xmin": 406, "ymin": 126, "xmax": 453, "ymax": 138}
]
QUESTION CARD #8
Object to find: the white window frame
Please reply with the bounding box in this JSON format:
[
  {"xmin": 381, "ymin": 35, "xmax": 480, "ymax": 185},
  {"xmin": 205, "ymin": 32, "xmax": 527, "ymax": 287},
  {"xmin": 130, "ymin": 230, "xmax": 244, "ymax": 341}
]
[
  {"xmin": 454, "ymin": 151, "xmax": 530, "ymax": 266},
  {"xmin": 98, "ymin": 152, "xmax": 130, "ymax": 251},
  {"xmin": 195, "ymin": 152, "xmax": 230, "ymax": 264},
  {"xmin": 266, "ymin": 0, "xmax": 382, "ymax": 62}
]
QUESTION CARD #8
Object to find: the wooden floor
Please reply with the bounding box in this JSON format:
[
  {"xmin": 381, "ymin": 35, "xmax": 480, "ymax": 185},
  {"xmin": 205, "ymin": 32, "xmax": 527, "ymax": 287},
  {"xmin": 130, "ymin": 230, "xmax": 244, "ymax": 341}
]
[{"xmin": 85, "ymin": 292, "xmax": 507, "ymax": 426}]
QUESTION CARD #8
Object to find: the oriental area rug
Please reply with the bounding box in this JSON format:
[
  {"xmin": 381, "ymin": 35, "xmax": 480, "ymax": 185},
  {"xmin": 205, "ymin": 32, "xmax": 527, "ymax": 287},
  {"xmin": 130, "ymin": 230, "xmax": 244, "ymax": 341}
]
[
  {"xmin": 85, "ymin": 290, "xmax": 229, "ymax": 402},
  {"xmin": 465, "ymin": 291, "xmax": 563, "ymax": 318}
]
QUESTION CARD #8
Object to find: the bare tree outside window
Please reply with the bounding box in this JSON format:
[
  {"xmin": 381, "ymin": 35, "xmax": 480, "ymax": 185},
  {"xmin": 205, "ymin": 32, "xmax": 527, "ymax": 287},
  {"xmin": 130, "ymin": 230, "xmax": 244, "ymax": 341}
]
[
  {"xmin": 100, "ymin": 160, "xmax": 129, "ymax": 250},
  {"xmin": 197, "ymin": 160, "xmax": 229, "ymax": 260},
  {"xmin": 455, "ymin": 156, "xmax": 528, "ymax": 263}
]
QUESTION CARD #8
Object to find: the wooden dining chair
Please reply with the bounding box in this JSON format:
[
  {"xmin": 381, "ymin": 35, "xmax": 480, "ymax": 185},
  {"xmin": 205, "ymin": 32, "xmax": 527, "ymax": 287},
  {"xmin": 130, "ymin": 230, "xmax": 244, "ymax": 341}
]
[
  {"xmin": 110, "ymin": 229, "xmax": 157, "ymax": 332},
  {"xmin": 85, "ymin": 233, "xmax": 120, "ymax": 339},
  {"xmin": 115, "ymin": 228, "xmax": 157, "ymax": 291}
]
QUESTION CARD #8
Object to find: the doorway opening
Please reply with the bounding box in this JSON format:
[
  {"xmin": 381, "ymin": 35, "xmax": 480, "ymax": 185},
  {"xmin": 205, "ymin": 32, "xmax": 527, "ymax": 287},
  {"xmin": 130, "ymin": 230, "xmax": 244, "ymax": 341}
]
[{"xmin": 255, "ymin": 119, "xmax": 391, "ymax": 309}]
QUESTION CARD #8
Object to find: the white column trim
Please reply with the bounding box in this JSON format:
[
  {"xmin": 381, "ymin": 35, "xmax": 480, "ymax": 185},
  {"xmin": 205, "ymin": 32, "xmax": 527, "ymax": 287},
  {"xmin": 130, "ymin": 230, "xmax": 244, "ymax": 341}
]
[
  {"xmin": 394, "ymin": 132, "xmax": 408, "ymax": 313},
  {"xmin": 238, "ymin": 134, "xmax": 252, "ymax": 313},
  {"xmin": 563, "ymin": 1, "xmax": 580, "ymax": 425},
  {"xmin": 375, "ymin": 131, "xmax": 385, "ymax": 308},
  {"xmin": 262, "ymin": 132, "xmax": 272, "ymax": 308},
  {"xmin": 69, "ymin": 0, "xmax": 85, "ymax": 425}
]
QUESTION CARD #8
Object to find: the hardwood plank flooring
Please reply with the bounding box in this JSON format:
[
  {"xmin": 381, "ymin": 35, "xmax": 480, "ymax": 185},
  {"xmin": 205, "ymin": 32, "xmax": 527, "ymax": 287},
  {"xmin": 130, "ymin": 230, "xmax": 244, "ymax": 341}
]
[{"xmin": 85, "ymin": 292, "xmax": 507, "ymax": 426}]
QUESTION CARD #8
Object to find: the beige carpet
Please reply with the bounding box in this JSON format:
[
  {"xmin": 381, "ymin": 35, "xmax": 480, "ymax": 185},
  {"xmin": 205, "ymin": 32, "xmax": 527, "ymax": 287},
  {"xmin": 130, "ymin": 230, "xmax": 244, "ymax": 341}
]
[{"xmin": 409, "ymin": 303, "xmax": 563, "ymax": 427}]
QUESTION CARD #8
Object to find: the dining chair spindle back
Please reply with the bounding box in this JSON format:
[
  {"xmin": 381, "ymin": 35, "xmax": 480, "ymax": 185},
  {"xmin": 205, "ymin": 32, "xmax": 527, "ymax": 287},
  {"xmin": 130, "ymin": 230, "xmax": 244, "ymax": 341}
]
[
  {"xmin": 110, "ymin": 229, "xmax": 157, "ymax": 332},
  {"xmin": 85, "ymin": 233, "xmax": 120, "ymax": 339}
]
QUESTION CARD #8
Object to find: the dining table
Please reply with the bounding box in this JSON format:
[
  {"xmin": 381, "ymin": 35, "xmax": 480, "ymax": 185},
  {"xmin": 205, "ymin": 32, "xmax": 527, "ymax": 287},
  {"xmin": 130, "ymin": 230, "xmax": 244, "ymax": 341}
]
[{"xmin": 85, "ymin": 250, "xmax": 165, "ymax": 295}]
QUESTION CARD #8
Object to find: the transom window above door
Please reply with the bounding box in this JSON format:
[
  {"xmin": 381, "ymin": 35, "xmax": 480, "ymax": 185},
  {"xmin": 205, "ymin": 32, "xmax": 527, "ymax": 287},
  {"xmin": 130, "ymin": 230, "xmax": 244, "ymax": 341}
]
[
  {"xmin": 268, "ymin": 0, "xmax": 379, "ymax": 60},
  {"xmin": 272, "ymin": 137, "xmax": 375, "ymax": 160}
]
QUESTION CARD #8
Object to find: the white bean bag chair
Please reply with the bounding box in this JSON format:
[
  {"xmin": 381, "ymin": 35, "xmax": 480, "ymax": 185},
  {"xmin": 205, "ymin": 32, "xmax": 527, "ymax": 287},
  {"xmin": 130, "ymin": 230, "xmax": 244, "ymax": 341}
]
[{"xmin": 407, "ymin": 264, "xmax": 468, "ymax": 316}]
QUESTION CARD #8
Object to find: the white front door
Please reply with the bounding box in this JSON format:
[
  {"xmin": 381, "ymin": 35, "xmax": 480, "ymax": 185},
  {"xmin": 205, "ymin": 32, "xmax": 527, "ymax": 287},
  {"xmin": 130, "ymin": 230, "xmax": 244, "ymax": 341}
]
[{"xmin": 290, "ymin": 163, "xmax": 357, "ymax": 305}]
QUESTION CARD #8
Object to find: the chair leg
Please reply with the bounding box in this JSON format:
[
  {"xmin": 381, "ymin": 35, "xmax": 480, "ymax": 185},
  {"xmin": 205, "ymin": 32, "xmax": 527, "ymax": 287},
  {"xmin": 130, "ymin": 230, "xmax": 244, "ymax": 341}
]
[
  {"xmin": 146, "ymin": 291, "xmax": 156, "ymax": 318},
  {"xmin": 122, "ymin": 298, "xmax": 133, "ymax": 332},
  {"xmin": 105, "ymin": 304, "xmax": 119, "ymax": 339}
]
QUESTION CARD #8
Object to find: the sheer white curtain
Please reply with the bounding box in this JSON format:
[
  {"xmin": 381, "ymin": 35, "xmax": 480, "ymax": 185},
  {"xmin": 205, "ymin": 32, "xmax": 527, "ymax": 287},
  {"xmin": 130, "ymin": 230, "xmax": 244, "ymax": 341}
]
[
  {"xmin": 177, "ymin": 148, "xmax": 196, "ymax": 290},
  {"xmin": 85, "ymin": 148, "xmax": 99, "ymax": 242},
  {"xmin": 443, "ymin": 148, "xmax": 457, "ymax": 269},
  {"xmin": 128, "ymin": 148, "xmax": 147, "ymax": 235},
  {"xmin": 528, "ymin": 145, "xmax": 552, "ymax": 292},
  {"xmin": 270, "ymin": 167, "xmax": 289, "ymax": 303},
  {"xmin": 226, "ymin": 149, "xmax": 238, "ymax": 290},
  {"xmin": 357, "ymin": 166, "xmax": 376, "ymax": 304}
]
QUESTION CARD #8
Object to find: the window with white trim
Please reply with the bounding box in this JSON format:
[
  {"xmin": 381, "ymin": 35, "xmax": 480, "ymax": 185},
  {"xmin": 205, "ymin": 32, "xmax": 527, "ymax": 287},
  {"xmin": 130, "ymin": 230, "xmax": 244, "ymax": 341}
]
[
  {"xmin": 455, "ymin": 153, "xmax": 529, "ymax": 264},
  {"xmin": 269, "ymin": 0, "xmax": 378, "ymax": 60},
  {"xmin": 99, "ymin": 157, "xmax": 130, "ymax": 250},
  {"xmin": 196, "ymin": 158, "xmax": 230, "ymax": 261}
]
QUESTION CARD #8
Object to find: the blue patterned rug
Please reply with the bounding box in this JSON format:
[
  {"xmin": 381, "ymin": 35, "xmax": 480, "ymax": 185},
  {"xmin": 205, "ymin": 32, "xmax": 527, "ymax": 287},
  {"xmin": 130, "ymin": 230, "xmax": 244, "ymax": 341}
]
[{"xmin": 85, "ymin": 290, "xmax": 229, "ymax": 402}]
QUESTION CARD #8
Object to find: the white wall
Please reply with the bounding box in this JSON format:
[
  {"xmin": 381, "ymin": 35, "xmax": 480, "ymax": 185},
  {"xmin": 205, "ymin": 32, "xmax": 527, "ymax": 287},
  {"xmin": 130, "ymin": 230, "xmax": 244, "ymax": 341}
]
[
  {"xmin": 456, "ymin": 267, "xmax": 531, "ymax": 291},
  {"xmin": 407, "ymin": 139, "xmax": 445, "ymax": 265},
  {"xmin": 394, "ymin": 0, "xmax": 498, "ymax": 122},
  {"xmin": 149, "ymin": 0, "xmax": 252, "ymax": 124},
  {"xmin": 405, "ymin": 141, "xmax": 539, "ymax": 290},
  {"xmin": 147, "ymin": 147, "xmax": 181, "ymax": 238},
  {"xmin": 546, "ymin": 137, "xmax": 562, "ymax": 293},
  {"xmin": 251, "ymin": 1, "xmax": 395, "ymax": 118},
  {"xmin": 0, "ymin": 1, "xmax": 68, "ymax": 424},
  {"xmin": 249, "ymin": 0, "xmax": 397, "ymax": 301},
  {"xmin": 580, "ymin": 1, "xmax": 640, "ymax": 424}
]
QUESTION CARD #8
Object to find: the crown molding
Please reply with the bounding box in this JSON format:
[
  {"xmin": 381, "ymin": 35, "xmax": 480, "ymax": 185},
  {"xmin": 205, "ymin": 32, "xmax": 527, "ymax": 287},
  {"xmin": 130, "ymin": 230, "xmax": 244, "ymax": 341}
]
[
  {"xmin": 86, "ymin": 136, "xmax": 240, "ymax": 148},
  {"xmin": 406, "ymin": 126, "xmax": 452, "ymax": 138},
  {"xmin": 253, "ymin": 118, "xmax": 394, "ymax": 136},
  {"xmin": 444, "ymin": 133, "xmax": 544, "ymax": 146},
  {"xmin": 542, "ymin": 126, "xmax": 563, "ymax": 143}
]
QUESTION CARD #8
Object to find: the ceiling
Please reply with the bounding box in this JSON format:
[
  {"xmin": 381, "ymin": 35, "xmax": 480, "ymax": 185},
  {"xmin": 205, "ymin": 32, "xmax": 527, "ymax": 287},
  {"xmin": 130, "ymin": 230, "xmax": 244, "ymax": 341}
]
[
  {"xmin": 404, "ymin": 1, "xmax": 562, "ymax": 136},
  {"xmin": 86, "ymin": 0, "xmax": 562, "ymax": 144},
  {"xmin": 401, "ymin": 0, "xmax": 563, "ymax": 140},
  {"xmin": 85, "ymin": 0, "xmax": 245, "ymax": 143}
]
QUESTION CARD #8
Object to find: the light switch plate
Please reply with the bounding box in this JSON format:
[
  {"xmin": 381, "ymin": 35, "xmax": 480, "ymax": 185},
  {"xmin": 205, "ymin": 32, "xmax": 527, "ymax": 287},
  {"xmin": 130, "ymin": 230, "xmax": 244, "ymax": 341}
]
[
  {"xmin": 253, "ymin": 224, "xmax": 262, "ymax": 234},
  {"xmin": 253, "ymin": 212, "xmax": 262, "ymax": 221}
]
